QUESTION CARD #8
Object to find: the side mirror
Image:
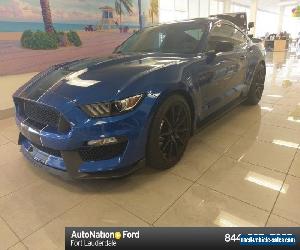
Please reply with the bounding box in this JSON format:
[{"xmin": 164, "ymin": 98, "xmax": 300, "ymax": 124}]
[
  {"xmin": 248, "ymin": 22, "xmax": 255, "ymax": 30},
  {"xmin": 215, "ymin": 41, "xmax": 234, "ymax": 53}
]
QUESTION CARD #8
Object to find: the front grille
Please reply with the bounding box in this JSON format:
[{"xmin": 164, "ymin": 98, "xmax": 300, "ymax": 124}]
[
  {"xmin": 15, "ymin": 98, "xmax": 71, "ymax": 133},
  {"xmin": 24, "ymin": 101, "xmax": 59, "ymax": 128},
  {"xmin": 78, "ymin": 142, "xmax": 127, "ymax": 162},
  {"xmin": 32, "ymin": 143, "xmax": 62, "ymax": 157},
  {"xmin": 25, "ymin": 119, "xmax": 46, "ymax": 130}
]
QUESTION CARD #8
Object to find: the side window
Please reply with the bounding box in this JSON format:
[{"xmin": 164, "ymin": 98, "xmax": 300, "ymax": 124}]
[
  {"xmin": 207, "ymin": 23, "xmax": 235, "ymax": 51},
  {"xmin": 232, "ymin": 29, "xmax": 247, "ymax": 46},
  {"xmin": 161, "ymin": 28, "xmax": 204, "ymax": 53},
  {"xmin": 184, "ymin": 29, "xmax": 204, "ymax": 41},
  {"xmin": 207, "ymin": 23, "xmax": 247, "ymax": 51}
]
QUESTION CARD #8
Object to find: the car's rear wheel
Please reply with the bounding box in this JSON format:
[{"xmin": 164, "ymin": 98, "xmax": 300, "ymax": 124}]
[
  {"xmin": 146, "ymin": 95, "xmax": 191, "ymax": 169},
  {"xmin": 245, "ymin": 63, "xmax": 266, "ymax": 105}
]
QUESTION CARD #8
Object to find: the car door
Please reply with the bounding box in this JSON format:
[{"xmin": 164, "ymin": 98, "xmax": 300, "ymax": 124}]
[
  {"xmin": 225, "ymin": 26, "xmax": 249, "ymax": 102},
  {"xmin": 200, "ymin": 22, "xmax": 240, "ymax": 116}
]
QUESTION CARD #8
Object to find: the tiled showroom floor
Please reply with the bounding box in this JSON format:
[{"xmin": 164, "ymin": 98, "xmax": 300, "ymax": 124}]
[{"xmin": 0, "ymin": 52, "xmax": 300, "ymax": 249}]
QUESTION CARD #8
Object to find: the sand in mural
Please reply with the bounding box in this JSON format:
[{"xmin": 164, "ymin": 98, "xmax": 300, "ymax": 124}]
[{"xmin": 0, "ymin": 0, "xmax": 159, "ymax": 76}]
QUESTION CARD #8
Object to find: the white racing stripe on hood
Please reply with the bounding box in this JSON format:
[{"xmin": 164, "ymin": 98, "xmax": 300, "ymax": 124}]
[{"xmin": 65, "ymin": 68, "xmax": 100, "ymax": 87}]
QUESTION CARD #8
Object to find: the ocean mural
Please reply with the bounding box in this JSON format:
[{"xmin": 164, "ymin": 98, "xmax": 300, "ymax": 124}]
[{"xmin": 0, "ymin": 0, "xmax": 159, "ymax": 32}]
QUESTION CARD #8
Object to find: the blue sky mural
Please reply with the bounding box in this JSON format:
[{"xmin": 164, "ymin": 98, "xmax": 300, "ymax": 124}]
[{"xmin": 0, "ymin": 0, "xmax": 158, "ymax": 25}]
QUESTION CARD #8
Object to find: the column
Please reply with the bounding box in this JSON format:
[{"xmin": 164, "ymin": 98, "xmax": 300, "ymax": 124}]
[
  {"xmin": 277, "ymin": 6, "xmax": 284, "ymax": 33},
  {"xmin": 224, "ymin": 0, "xmax": 232, "ymax": 13},
  {"xmin": 249, "ymin": 0, "xmax": 258, "ymax": 35}
]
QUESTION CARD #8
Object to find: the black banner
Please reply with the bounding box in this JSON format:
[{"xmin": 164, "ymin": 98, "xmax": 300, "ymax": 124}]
[{"xmin": 65, "ymin": 227, "xmax": 300, "ymax": 250}]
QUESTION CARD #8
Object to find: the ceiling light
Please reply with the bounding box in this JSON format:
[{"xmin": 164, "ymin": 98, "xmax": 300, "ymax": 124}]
[
  {"xmin": 287, "ymin": 116, "xmax": 300, "ymax": 123},
  {"xmin": 214, "ymin": 211, "xmax": 257, "ymax": 227},
  {"xmin": 272, "ymin": 139, "xmax": 299, "ymax": 149},
  {"xmin": 266, "ymin": 94, "xmax": 283, "ymax": 98},
  {"xmin": 261, "ymin": 106, "xmax": 273, "ymax": 112},
  {"xmin": 245, "ymin": 171, "xmax": 288, "ymax": 193}
]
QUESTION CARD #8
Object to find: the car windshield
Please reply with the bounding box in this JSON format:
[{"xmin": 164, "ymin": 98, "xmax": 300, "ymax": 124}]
[{"xmin": 116, "ymin": 22, "xmax": 206, "ymax": 54}]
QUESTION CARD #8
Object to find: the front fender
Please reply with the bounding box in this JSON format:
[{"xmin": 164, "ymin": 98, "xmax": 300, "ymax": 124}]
[{"xmin": 245, "ymin": 44, "xmax": 265, "ymax": 89}]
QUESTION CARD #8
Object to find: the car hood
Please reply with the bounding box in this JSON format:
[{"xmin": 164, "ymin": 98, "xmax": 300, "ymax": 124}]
[{"xmin": 15, "ymin": 54, "xmax": 190, "ymax": 105}]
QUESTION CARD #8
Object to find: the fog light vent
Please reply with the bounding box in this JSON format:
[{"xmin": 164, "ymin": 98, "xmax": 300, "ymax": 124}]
[
  {"xmin": 79, "ymin": 139, "xmax": 127, "ymax": 161},
  {"xmin": 87, "ymin": 137, "xmax": 119, "ymax": 146}
]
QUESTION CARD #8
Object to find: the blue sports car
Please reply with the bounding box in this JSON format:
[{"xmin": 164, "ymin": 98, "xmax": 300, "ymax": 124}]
[{"xmin": 13, "ymin": 18, "xmax": 265, "ymax": 179}]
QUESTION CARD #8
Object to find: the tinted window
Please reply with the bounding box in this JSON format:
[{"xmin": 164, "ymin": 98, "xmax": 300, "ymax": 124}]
[
  {"xmin": 117, "ymin": 23, "xmax": 205, "ymax": 54},
  {"xmin": 185, "ymin": 29, "xmax": 204, "ymax": 41},
  {"xmin": 207, "ymin": 22, "xmax": 246, "ymax": 51},
  {"xmin": 232, "ymin": 29, "xmax": 247, "ymax": 45}
]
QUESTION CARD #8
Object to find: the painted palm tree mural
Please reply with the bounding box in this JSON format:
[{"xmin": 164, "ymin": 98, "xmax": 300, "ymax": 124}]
[
  {"xmin": 149, "ymin": 0, "xmax": 158, "ymax": 24},
  {"xmin": 39, "ymin": 0, "xmax": 54, "ymax": 32},
  {"xmin": 115, "ymin": 0, "xmax": 134, "ymax": 25}
]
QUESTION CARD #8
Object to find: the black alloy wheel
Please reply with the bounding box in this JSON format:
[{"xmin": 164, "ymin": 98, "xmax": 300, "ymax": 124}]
[
  {"xmin": 147, "ymin": 95, "xmax": 191, "ymax": 169},
  {"xmin": 254, "ymin": 65, "xmax": 265, "ymax": 99},
  {"xmin": 159, "ymin": 104, "xmax": 190, "ymax": 162},
  {"xmin": 245, "ymin": 63, "xmax": 266, "ymax": 105}
]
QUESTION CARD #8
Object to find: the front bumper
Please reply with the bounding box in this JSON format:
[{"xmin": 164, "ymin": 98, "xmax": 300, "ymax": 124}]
[
  {"xmin": 15, "ymin": 95, "xmax": 155, "ymax": 179},
  {"xmin": 20, "ymin": 139, "xmax": 145, "ymax": 179}
]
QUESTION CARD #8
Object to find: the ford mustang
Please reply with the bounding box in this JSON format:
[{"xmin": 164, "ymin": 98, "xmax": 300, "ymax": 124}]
[{"xmin": 13, "ymin": 18, "xmax": 265, "ymax": 179}]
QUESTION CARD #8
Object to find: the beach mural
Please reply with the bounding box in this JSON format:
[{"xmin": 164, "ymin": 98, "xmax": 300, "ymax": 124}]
[
  {"xmin": 0, "ymin": 0, "xmax": 159, "ymax": 76},
  {"xmin": 0, "ymin": 0, "xmax": 159, "ymax": 32}
]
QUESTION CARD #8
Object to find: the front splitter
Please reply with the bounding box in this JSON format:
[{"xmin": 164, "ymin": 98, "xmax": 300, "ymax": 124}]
[{"xmin": 21, "ymin": 145, "xmax": 145, "ymax": 180}]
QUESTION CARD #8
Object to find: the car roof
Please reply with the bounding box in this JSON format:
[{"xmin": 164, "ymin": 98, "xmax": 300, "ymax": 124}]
[
  {"xmin": 151, "ymin": 17, "xmax": 244, "ymax": 33},
  {"xmin": 150, "ymin": 17, "xmax": 235, "ymax": 28}
]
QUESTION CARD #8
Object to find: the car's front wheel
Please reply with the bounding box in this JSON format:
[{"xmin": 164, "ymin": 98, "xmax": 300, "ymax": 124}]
[
  {"xmin": 146, "ymin": 95, "xmax": 191, "ymax": 169},
  {"xmin": 245, "ymin": 63, "xmax": 266, "ymax": 105}
]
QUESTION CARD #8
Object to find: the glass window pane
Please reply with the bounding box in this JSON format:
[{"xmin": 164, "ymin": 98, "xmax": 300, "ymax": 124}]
[
  {"xmin": 185, "ymin": 28, "xmax": 204, "ymax": 40},
  {"xmin": 232, "ymin": 29, "xmax": 246, "ymax": 45},
  {"xmin": 231, "ymin": 4, "xmax": 250, "ymax": 17},
  {"xmin": 160, "ymin": 0, "xmax": 174, "ymax": 10},
  {"xmin": 282, "ymin": 9, "xmax": 300, "ymax": 38},
  {"xmin": 159, "ymin": 9, "xmax": 175, "ymax": 23},
  {"xmin": 175, "ymin": 0, "xmax": 188, "ymax": 11},
  {"xmin": 175, "ymin": 10, "xmax": 189, "ymax": 20},
  {"xmin": 207, "ymin": 23, "xmax": 235, "ymax": 50},
  {"xmin": 189, "ymin": 0, "xmax": 199, "ymax": 18},
  {"xmin": 118, "ymin": 23, "xmax": 206, "ymax": 54},
  {"xmin": 210, "ymin": 0, "xmax": 218, "ymax": 15},
  {"xmin": 256, "ymin": 11, "xmax": 279, "ymax": 37},
  {"xmin": 200, "ymin": 0, "xmax": 209, "ymax": 17},
  {"xmin": 218, "ymin": 1, "xmax": 224, "ymax": 14}
]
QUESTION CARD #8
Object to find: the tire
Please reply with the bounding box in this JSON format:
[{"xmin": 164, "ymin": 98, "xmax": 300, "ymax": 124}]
[
  {"xmin": 146, "ymin": 95, "xmax": 192, "ymax": 169},
  {"xmin": 245, "ymin": 63, "xmax": 266, "ymax": 105}
]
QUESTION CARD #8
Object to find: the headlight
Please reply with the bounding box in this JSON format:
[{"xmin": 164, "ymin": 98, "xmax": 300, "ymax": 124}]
[{"xmin": 81, "ymin": 94, "xmax": 144, "ymax": 118}]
